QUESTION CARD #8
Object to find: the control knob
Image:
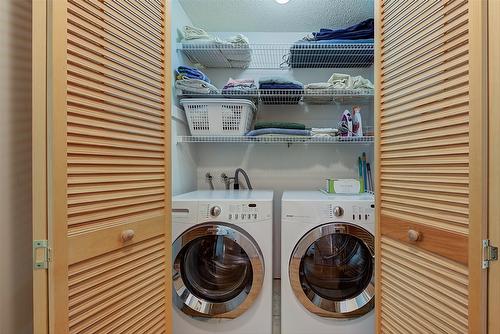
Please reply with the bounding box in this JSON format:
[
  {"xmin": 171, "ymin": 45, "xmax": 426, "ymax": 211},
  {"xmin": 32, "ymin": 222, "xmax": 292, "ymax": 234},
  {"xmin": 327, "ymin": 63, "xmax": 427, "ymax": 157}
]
[
  {"xmin": 210, "ymin": 206, "xmax": 222, "ymax": 217},
  {"xmin": 333, "ymin": 206, "xmax": 344, "ymax": 217}
]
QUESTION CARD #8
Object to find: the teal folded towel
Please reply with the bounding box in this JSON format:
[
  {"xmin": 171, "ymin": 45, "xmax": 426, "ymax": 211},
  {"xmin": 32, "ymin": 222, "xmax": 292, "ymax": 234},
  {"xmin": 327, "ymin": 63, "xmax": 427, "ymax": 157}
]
[{"xmin": 254, "ymin": 121, "xmax": 306, "ymax": 130}]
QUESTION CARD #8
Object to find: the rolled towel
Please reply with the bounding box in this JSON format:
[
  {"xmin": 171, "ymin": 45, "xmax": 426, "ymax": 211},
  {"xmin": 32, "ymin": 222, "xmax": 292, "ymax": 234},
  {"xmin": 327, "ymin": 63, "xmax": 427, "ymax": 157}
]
[{"xmin": 254, "ymin": 121, "xmax": 306, "ymax": 130}]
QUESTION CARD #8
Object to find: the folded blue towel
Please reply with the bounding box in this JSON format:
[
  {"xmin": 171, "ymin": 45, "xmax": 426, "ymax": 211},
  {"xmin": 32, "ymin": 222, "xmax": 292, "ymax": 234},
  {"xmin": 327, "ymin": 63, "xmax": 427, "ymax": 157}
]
[
  {"xmin": 294, "ymin": 39, "xmax": 374, "ymax": 45},
  {"xmin": 259, "ymin": 77, "xmax": 304, "ymax": 86},
  {"xmin": 176, "ymin": 66, "xmax": 210, "ymax": 83},
  {"xmin": 246, "ymin": 128, "xmax": 311, "ymax": 137},
  {"xmin": 259, "ymin": 83, "xmax": 304, "ymax": 90},
  {"xmin": 313, "ymin": 19, "xmax": 374, "ymax": 41}
]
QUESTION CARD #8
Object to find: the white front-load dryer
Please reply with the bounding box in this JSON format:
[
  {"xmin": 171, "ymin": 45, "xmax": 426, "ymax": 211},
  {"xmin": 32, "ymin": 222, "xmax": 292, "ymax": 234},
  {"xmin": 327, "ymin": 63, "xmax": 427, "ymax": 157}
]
[
  {"xmin": 172, "ymin": 190, "xmax": 273, "ymax": 334},
  {"xmin": 281, "ymin": 191, "xmax": 375, "ymax": 334}
]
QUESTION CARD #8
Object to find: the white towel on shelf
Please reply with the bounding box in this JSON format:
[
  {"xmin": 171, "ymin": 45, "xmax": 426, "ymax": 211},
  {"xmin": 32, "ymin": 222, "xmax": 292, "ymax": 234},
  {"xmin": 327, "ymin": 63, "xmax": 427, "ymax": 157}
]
[
  {"xmin": 305, "ymin": 82, "xmax": 334, "ymax": 89},
  {"xmin": 311, "ymin": 128, "xmax": 339, "ymax": 136},
  {"xmin": 304, "ymin": 83, "xmax": 335, "ymax": 104},
  {"xmin": 327, "ymin": 73, "xmax": 374, "ymax": 90},
  {"xmin": 328, "ymin": 73, "xmax": 353, "ymax": 89},
  {"xmin": 351, "ymin": 75, "xmax": 374, "ymax": 89},
  {"xmin": 182, "ymin": 25, "xmax": 214, "ymax": 41},
  {"xmin": 175, "ymin": 79, "xmax": 218, "ymax": 94},
  {"xmin": 182, "ymin": 26, "xmax": 251, "ymax": 68}
]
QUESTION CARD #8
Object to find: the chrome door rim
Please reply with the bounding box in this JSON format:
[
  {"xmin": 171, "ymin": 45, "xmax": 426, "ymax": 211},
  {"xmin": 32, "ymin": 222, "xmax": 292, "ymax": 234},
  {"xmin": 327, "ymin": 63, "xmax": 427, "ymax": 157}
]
[
  {"xmin": 289, "ymin": 223, "xmax": 375, "ymax": 318},
  {"xmin": 173, "ymin": 222, "xmax": 265, "ymax": 318}
]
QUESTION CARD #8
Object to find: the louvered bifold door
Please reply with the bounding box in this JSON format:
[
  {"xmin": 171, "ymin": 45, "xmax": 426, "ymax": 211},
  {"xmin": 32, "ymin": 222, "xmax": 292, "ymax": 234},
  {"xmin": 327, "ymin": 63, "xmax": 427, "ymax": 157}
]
[
  {"xmin": 48, "ymin": 1, "xmax": 171, "ymax": 333},
  {"xmin": 375, "ymin": 0, "xmax": 488, "ymax": 333}
]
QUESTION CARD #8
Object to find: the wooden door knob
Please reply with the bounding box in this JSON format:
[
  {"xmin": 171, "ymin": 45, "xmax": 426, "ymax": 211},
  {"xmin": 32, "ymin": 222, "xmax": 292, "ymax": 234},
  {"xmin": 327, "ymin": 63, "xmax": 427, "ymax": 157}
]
[
  {"xmin": 121, "ymin": 229, "xmax": 135, "ymax": 242},
  {"xmin": 408, "ymin": 229, "xmax": 421, "ymax": 242}
]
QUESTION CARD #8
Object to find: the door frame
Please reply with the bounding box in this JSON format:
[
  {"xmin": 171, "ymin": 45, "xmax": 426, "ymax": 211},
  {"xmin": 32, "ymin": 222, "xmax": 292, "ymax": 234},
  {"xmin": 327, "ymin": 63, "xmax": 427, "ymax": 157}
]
[
  {"xmin": 32, "ymin": 0, "xmax": 49, "ymax": 332},
  {"xmin": 488, "ymin": 0, "xmax": 500, "ymax": 331}
]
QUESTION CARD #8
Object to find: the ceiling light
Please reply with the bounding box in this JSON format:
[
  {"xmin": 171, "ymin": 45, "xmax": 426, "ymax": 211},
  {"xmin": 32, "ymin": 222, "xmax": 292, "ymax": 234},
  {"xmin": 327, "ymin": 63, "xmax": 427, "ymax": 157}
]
[{"xmin": 275, "ymin": 0, "xmax": 290, "ymax": 4}]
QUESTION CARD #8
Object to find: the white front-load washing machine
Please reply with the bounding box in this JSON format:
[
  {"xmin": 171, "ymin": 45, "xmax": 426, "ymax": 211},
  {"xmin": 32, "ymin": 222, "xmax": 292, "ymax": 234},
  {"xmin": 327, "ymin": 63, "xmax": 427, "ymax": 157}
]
[
  {"xmin": 172, "ymin": 190, "xmax": 273, "ymax": 334},
  {"xmin": 281, "ymin": 191, "xmax": 375, "ymax": 334}
]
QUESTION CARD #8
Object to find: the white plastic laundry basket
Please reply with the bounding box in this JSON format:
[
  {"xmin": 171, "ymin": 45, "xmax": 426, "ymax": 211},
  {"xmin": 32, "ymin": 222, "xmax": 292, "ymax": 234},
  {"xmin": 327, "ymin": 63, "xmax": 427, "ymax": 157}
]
[{"xmin": 180, "ymin": 99, "xmax": 256, "ymax": 136}]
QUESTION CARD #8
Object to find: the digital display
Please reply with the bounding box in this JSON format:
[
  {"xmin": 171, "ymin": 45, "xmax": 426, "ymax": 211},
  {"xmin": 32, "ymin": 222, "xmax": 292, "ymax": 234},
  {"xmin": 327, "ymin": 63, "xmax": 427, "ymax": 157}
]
[{"xmin": 248, "ymin": 204, "xmax": 257, "ymax": 208}]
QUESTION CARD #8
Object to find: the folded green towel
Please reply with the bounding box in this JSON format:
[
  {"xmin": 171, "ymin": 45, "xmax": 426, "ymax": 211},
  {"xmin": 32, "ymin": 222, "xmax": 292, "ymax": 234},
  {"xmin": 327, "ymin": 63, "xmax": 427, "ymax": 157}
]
[{"xmin": 254, "ymin": 121, "xmax": 306, "ymax": 130}]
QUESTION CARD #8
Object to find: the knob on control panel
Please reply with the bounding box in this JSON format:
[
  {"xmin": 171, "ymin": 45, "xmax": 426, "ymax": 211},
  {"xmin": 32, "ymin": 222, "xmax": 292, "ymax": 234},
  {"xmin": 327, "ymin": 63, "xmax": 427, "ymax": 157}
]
[
  {"xmin": 333, "ymin": 206, "xmax": 344, "ymax": 217},
  {"xmin": 210, "ymin": 206, "xmax": 222, "ymax": 217}
]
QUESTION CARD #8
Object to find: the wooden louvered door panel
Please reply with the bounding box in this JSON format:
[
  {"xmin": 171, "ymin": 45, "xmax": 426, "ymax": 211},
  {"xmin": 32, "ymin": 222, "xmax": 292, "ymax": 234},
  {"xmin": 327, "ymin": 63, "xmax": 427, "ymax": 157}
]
[
  {"xmin": 48, "ymin": 1, "xmax": 171, "ymax": 333},
  {"xmin": 375, "ymin": 0, "xmax": 488, "ymax": 333}
]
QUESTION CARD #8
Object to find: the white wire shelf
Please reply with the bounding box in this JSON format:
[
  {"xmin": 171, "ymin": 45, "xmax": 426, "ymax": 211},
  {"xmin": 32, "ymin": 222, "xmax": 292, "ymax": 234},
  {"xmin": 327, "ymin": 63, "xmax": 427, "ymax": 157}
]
[
  {"xmin": 177, "ymin": 88, "xmax": 374, "ymax": 105},
  {"xmin": 177, "ymin": 135, "xmax": 374, "ymax": 144},
  {"xmin": 178, "ymin": 42, "xmax": 374, "ymax": 69}
]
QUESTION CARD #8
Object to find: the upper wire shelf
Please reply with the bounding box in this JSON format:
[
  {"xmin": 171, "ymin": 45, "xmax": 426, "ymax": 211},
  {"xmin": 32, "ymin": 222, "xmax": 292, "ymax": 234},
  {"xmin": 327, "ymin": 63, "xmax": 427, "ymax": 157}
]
[
  {"xmin": 178, "ymin": 42, "xmax": 374, "ymax": 69},
  {"xmin": 177, "ymin": 88, "xmax": 374, "ymax": 105},
  {"xmin": 177, "ymin": 135, "xmax": 374, "ymax": 144}
]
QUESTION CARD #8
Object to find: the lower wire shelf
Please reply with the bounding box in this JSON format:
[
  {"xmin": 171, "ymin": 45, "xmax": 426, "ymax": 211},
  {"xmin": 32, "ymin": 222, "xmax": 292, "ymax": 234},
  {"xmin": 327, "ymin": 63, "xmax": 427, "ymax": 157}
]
[{"xmin": 177, "ymin": 135, "xmax": 374, "ymax": 144}]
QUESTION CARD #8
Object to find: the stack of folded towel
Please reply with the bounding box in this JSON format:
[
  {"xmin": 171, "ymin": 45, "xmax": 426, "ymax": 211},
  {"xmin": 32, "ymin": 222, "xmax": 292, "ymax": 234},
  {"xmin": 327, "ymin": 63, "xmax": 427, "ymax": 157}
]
[
  {"xmin": 181, "ymin": 26, "xmax": 252, "ymax": 68},
  {"xmin": 303, "ymin": 73, "xmax": 373, "ymax": 103},
  {"xmin": 304, "ymin": 83, "xmax": 335, "ymax": 104},
  {"xmin": 246, "ymin": 121, "xmax": 310, "ymax": 137},
  {"xmin": 288, "ymin": 19, "xmax": 374, "ymax": 68},
  {"xmin": 259, "ymin": 77, "xmax": 304, "ymax": 104},
  {"xmin": 222, "ymin": 78, "xmax": 258, "ymax": 103},
  {"xmin": 303, "ymin": 19, "xmax": 374, "ymax": 42},
  {"xmin": 174, "ymin": 66, "xmax": 218, "ymax": 95}
]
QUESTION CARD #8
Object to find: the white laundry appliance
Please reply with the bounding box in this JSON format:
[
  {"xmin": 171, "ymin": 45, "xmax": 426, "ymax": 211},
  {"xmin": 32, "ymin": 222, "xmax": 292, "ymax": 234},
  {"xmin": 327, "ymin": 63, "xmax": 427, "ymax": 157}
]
[
  {"xmin": 172, "ymin": 190, "xmax": 273, "ymax": 334},
  {"xmin": 281, "ymin": 191, "xmax": 375, "ymax": 334}
]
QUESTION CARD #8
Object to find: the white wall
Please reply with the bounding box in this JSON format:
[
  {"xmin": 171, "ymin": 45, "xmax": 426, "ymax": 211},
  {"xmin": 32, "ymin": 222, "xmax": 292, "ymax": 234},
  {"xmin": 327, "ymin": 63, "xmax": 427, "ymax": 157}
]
[
  {"xmin": 172, "ymin": 23, "xmax": 374, "ymax": 276},
  {"xmin": 171, "ymin": 0, "xmax": 198, "ymax": 195},
  {"xmin": 0, "ymin": 0, "xmax": 33, "ymax": 333}
]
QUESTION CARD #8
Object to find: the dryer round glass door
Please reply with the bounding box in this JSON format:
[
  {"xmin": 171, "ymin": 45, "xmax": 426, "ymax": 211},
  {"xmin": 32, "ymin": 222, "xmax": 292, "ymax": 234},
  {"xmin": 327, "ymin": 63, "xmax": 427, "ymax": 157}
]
[
  {"xmin": 173, "ymin": 223, "xmax": 265, "ymax": 318},
  {"xmin": 289, "ymin": 223, "xmax": 374, "ymax": 318}
]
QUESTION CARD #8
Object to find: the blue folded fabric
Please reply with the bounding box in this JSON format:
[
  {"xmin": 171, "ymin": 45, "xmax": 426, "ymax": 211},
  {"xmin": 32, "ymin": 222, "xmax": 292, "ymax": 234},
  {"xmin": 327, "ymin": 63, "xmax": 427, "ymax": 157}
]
[
  {"xmin": 246, "ymin": 128, "xmax": 311, "ymax": 137},
  {"xmin": 313, "ymin": 19, "xmax": 374, "ymax": 41},
  {"xmin": 259, "ymin": 77, "xmax": 304, "ymax": 86},
  {"xmin": 259, "ymin": 77, "xmax": 304, "ymax": 90},
  {"xmin": 175, "ymin": 66, "xmax": 210, "ymax": 83},
  {"xmin": 259, "ymin": 83, "xmax": 304, "ymax": 90},
  {"xmin": 294, "ymin": 39, "xmax": 374, "ymax": 45}
]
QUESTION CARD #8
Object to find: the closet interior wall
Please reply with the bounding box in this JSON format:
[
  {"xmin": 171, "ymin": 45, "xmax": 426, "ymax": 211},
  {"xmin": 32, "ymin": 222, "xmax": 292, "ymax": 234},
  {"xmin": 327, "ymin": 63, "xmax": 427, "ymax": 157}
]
[
  {"xmin": 171, "ymin": 0, "xmax": 198, "ymax": 196},
  {"xmin": 171, "ymin": 2, "xmax": 374, "ymax": 277}
]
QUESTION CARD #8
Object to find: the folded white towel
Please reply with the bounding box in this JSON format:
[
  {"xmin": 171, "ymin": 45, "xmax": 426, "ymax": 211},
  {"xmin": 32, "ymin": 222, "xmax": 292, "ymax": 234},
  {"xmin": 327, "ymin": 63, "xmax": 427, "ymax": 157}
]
[
  {"xmin": 311, "ymin": 128, "xmax": 338, "ymax": 135},
  {"xmin": 328, "ymin": 73, "xmax": 353, "ymax": 89},
  {"xmin": 175, "ymin": 79, "xmax": 218, "ymax": 94},
  {"xmin": 305, "ymin": 82, "xmax": 334, "ymax": 89},
  {"xmin": 182, "ymin": 25, "xmax": 213, "ymax": 40},
  {"xmin": 351, "ymin": 75, "xmax": 374, "ymax": 89}
]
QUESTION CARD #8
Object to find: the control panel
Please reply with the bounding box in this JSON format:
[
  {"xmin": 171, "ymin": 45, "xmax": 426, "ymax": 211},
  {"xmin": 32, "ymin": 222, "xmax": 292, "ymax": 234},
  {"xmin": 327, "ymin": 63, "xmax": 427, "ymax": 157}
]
[
  {"xmin": 200, "ymin": 202, "xmax": 269, "ymax": 223},
  {"xmin": 325, "ymin": 202, "xmax": 375, "ymax": 223}
]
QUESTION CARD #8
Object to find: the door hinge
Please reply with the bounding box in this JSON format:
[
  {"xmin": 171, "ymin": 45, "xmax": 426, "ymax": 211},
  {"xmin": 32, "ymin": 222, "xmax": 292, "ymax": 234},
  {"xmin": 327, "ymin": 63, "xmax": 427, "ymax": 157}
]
[
  {"xmin": 33, "ymin": 240, "xmax": 52, "ymax": 270},
  {"xmin": 482, "ymin": 239, "xmax": 498, "ymax": 269}
]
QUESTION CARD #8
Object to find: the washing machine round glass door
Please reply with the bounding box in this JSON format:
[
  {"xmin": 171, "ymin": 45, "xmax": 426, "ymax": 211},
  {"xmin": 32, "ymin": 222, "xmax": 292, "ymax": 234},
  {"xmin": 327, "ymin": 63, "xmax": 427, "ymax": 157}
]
[
  {"xmin": 173, "ymin": 223, "xmax": 264, "ymax": 318},
  {"xmin": 289, "ymin": 223, "xmax": 374, "ymax": 318}
]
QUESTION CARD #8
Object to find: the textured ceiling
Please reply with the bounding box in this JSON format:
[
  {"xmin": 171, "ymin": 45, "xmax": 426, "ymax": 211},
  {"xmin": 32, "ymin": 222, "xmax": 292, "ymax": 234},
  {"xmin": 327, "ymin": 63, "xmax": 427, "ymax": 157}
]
[{"xmin": 178, "ymin": 0, "xmax": 374, "ymax": 32}]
